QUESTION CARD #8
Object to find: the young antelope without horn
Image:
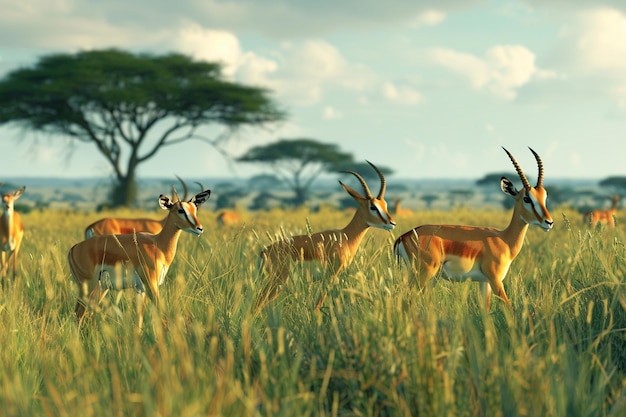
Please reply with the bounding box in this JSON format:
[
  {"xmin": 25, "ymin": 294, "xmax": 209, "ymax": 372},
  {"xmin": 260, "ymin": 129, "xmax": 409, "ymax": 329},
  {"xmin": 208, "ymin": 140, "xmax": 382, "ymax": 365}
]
[{"xmin": 1, "ymin": 186, "xmax": 26, "ymax": 283}]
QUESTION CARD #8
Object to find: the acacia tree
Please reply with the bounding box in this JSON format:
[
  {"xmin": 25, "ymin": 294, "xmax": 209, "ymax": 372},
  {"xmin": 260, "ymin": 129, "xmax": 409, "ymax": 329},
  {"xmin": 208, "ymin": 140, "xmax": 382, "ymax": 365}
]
[
  {"xmin": 237, "ymin": 138, "xmax": 354, "ymax": 206},
  {"xmin": 0, "ymin": 49, "xmax": 284, "ymax": 206}
]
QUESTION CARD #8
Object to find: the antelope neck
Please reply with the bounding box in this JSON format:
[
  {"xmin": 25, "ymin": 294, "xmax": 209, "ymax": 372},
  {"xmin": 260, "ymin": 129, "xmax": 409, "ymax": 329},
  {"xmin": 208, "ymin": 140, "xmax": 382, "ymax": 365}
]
[{"xmin": 500, "ymin": 205, "xmax": 530, "ymax": 259}]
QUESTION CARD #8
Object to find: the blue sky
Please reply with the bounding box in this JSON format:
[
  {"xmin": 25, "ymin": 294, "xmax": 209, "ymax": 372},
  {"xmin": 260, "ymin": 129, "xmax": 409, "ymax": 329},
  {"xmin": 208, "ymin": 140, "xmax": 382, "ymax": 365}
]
[{"xmin": 1, "ymin": 0, "xmax": 625, "ymax": 181}]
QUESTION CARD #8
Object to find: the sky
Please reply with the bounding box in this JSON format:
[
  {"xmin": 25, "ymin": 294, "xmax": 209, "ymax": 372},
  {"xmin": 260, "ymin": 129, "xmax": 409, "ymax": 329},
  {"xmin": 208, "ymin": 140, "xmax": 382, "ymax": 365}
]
[{"xmin": 1, "ymin": 0, "xmax": 626, "ymax": 183}]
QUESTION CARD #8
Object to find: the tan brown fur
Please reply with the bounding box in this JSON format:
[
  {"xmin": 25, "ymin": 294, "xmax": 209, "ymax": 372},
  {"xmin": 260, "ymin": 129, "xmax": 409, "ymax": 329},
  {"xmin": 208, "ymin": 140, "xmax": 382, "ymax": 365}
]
[
  {"xmin": 84, "ymin": 217, "xmax": 164, "ymax": 238},
  {"xmin": 255, "ymin": 162, "xmax": 396, "ymax": 311},
  {"xmin": 0, "ymin": 186, "xmax": 25, "ymax": 282},
  {"xmin": 68, "ymin": 189, "xmax": 211, "ymax": 328},
  {"xmin": 216, "ymin": 210, "xmax": 242, "ymax": 227},
  {"xmin": 394, "ymin": 148, "xmax": 554, "ymax": 310},
  {"xmin": 583, "ymin": 195, "xmax": 620, "ymax": 228}
]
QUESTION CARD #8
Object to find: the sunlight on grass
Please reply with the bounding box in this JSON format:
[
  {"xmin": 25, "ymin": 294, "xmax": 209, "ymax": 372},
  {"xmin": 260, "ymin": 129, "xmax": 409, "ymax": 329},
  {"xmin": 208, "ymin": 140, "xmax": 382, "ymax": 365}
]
[{"xmin": 0, "ymin": 206, "xmax": 624, "ymax": 416}]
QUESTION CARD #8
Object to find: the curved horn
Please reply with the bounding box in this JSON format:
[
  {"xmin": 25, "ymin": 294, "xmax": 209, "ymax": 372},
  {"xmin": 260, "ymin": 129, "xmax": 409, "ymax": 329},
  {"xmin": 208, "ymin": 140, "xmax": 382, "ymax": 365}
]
[
  {"xmin": 175, "ymin": 175, "xmax": 189, "ymax": 201},
  {"xmin": 502, "ymin": 147, "xmax": 531, "ymax": 190},
  {"xmin": 528, "ymin": 147, "xmax": 544, "ymax": 188},
  {"xmin": 367, "ymin": 160, "xmax": 386, "ymax": 198},
  {"xmin": 341, "ymin": 170, "xmax": 373, "ymax": 199},
  {"xmin": 172, "ymin": 186, "xmax": 181, "ymax": 203}
]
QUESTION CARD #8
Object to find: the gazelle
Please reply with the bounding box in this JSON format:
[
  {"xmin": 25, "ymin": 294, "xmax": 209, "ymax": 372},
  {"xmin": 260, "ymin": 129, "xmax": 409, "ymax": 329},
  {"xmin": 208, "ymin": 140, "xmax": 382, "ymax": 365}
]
[
  {"xmin": 583, "ymin": 194, "xmax": 620, "ymax": 228},
  {"xmin": 394, "ymin": 147, "xmax": 553, "ymax": 310},
  {"xmin": 84, "ymin": 176, "xmax": 192, "ymax": 239},
  {"xmin": 85, "ymin": 216, "xmax": 164, "ymax": 239},
  {"xmin": 1, "ymin": 186, "xmax": 26, "ymax": 282},
  {"xmin": 216, "ymin": 210, "xmax": 241, "ymax": 227},
  {"xmin": 68, "ymin": 188, "xmax": 211, "ymax": 328},
  {"xmin": 255, "ymin": 161, "xmax": 396, "ymax": 311},
  {"xmin": 392, "ymin": 197, "xmax": 413, "ymax": 217}
]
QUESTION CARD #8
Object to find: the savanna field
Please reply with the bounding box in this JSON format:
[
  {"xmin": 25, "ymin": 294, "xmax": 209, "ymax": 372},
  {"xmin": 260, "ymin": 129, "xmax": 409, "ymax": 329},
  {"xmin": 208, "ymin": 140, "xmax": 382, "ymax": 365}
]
[{"xmin": 1, "ymin": 204, "xmax": 625, "ymax": 416}]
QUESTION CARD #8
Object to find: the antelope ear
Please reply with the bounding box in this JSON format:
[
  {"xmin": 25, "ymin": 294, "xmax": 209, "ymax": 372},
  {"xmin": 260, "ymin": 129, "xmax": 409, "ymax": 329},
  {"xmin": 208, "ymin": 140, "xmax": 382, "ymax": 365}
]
[
  {"xmin": 14, "ymin": 186, "xmax": 25, "ymax": 199},
  {"xmin": 159, "ymin": 195, "xmax": 174, "ymax": 210},
  {"xmin": 339, "ymin": 180, "xmax": 365, "ymax": 201},
  {"xmin": 500, "ymin": 177, "xmax": 518, "ymax": 197},
  {"xmin": 192, "ymin": 189, "xmax": 211, "ymax": 207}
]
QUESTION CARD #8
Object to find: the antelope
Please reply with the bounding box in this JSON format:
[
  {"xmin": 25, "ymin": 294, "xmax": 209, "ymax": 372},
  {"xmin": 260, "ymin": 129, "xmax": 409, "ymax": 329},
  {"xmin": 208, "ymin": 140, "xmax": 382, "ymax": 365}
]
[
  {"xmin": 255, "ymin": 161, "xmax": 396, "ymax": 311},
  {"xmin": 583, "ymin": 194, "xmax": 620, "ymax": 228},
  {"xmin": 84, "ymin": 177, "xmax": 192, "ymax": 239},
  {"xmin": 1, "ymin": 186, "xmax": 25, "ymax": 282},
  {"xmin": 394, "ymin": 147, "xmax": 553, "ymax": 311},
  {"xmin": 216, "ymin": 210, "xmax": 242, "ymax": 227},
  {"xmin": 392, "ymin": 197, "xmax": 413, "ymax": 217},
  {"xmin": 85, "ymin": 216, "xmax": 164, "ymax": 239},
  {"xmin": 68, "ymin": 188, "xmax": 211, "ymax": 328}
]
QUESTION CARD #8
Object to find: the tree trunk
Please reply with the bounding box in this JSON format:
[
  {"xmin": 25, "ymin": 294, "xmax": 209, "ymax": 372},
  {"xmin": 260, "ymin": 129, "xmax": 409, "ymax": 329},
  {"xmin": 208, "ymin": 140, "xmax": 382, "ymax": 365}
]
[
  {"xmin": 111, "ymin": 173, "xmax": 137, "ymax": 207},
  {"xmin": 293, "ymin": 187, "xmax": 307, "ymax": 207}
]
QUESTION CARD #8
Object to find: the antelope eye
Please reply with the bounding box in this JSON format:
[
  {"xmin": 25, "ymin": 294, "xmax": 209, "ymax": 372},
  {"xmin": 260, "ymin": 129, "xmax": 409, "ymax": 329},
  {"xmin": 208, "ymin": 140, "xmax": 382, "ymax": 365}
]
[
  {"xmin": 523, "ymin": 196, "xmax": 531, "ymax": 204},
  {"xmin": 178, "ymin": 209, "xmax": 185, "ymax": 214}
]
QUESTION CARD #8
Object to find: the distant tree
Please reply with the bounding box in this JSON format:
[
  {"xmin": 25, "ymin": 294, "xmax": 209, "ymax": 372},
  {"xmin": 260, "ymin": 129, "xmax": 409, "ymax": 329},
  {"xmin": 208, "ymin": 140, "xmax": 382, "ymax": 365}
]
[
  {"xmin": 599, "ymin": 176, "xmax": 626, "ymax": 191},
  {"xmin": 421, "ymin": 193, "xmax": 439, "ymax": 209},
  {"xmin": 248, "ymin": 173, "xmax": 282, "ymax": 189},
  {"xmin": 214, "ymin": 188, "xmax": 247, "ymax": 211},
  {"xmin": 334, "ymin": 161, "xmax": 394, "ymax": 182},
  {"xmin": 237, "ymin": 138, "xmax": 354, "ymax": 206},
  {"xmin": 476, "ymin": 172, "xmax": 534, "ymax": 188},
  {"xmin": 0, "ymin": 49, "xmax": 284, "ymax": 207}
]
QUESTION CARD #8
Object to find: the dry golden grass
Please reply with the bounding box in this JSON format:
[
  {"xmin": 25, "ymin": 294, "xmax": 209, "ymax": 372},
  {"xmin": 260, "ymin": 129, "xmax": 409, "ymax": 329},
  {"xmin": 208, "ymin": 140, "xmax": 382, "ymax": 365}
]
[{"xmin": 0, "ymin": 205, "xmax": 624, "ymax": 416}]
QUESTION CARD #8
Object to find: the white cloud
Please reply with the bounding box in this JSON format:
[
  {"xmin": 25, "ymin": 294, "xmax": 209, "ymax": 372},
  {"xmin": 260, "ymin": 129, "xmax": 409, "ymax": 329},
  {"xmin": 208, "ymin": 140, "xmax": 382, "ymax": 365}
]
[
  {"xmin": 410, "ymin": 10, "xmax": 446, "ymax": 27},
  {"xmin": 531, "ymin": 7, "xmax": 626, "ymax": 112},
  {"xmin": 427, "ymin": 44, "xmax": 539, "ymax": 100},
  {"xmin": 174, "ymin": 25, "xmax": 242, "ymax": 77},
  {"xmin": 382, "ymin": 82, "xmax": 422, "ymax": 105},
  {"xmin": 553, "ymin": 8, "xmax": 626, "ymax": 75},
  {"xmin": 281, "ymin": 40, "xmax": 346, "ymax": 79},
  {"xmin": 322, "ymin": 106, "xmax": 343, "ymax": 120}
]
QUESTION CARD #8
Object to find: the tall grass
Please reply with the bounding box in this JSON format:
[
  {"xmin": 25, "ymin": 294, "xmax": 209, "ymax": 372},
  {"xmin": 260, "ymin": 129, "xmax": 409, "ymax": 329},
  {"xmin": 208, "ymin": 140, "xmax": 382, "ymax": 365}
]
[{"xmin": 0, "ymin": 205, "xmax": 624, "ymax": 416}]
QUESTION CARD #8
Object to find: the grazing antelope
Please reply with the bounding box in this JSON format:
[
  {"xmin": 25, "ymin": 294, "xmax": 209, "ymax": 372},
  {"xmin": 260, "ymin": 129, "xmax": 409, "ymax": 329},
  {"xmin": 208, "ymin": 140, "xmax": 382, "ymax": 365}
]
[
  {"xmin": 392, "ymin": 197, "xmax": 413, "ymax": 217},
  {"xmin": 255, "ymin": 161, "xmax": 396, "ymax": 311},
  {"xmin": 583, "ymin": 194, "xmax": 620, "ymax": 228},
  {"xmin": 68, "ymin": 188, "xmax": 211, "ymax": 328},
  {"xmin": 1, "ymin": 186, "xmax": 25, "ymax": 282},
  {"xmin": 394, "ymin": 147, "xmax": 553, "ymax": 311},
  {"xmin": 216, "ymin": 210, "xmax": 242, "ymax": 227}
]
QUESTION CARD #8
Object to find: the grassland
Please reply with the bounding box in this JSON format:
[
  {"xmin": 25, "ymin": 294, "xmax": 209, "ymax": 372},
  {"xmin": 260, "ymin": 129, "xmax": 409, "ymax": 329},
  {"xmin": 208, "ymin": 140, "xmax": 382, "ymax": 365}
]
[{"xmin": 0, "ymin": 204, "xmax": 625, "ymax": 416}]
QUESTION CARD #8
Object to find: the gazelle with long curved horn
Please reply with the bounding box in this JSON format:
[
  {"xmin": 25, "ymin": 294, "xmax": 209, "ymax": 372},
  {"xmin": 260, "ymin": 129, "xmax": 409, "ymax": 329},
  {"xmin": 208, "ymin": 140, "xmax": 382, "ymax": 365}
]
[
  {"xmin": 583, "ymin": 194, "xmax": 620, "ymax": 228},
  {"xmin": 1, "ymin": 186, "xmax": 26, "ymax": 282},
  {"xmin": 84, "ymin": 176, "xmax": 191, "ymax": 238},
  {"xmin": 68, "ymin": 187, "xmax": 211, "ymax": 328},
  {"xmin": 255, "ymin": 161, "xmax": 396, "ymax": 311},
  {"xmin": 394, "ymin": 147, "xmax": 553, "ymax": 310}
]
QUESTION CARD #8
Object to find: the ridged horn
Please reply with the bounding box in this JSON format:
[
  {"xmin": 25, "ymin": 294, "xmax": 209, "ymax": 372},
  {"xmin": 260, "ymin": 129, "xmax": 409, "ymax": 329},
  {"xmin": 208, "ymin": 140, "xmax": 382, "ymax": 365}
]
[
  {"xmin": 175, "ymin": 175, "xmax": 189, "ymax": 201},
  {"xmin": 172, "ymin": 186, "xmax": 181, "ymax": 203},
  {"xmin": 502, "ymin": 147, "xmax": 531, "ymax": 190},
  {"xmin": 341, "ymin": 170, "xmax": 373, "ymax": 199},
  {"xmin": 528, "ymin": 147, "xmax": 544, "ymax": 188},
  {"xmin": 367, "ymin": 160, "xmax": 386, "ymax": 199}
]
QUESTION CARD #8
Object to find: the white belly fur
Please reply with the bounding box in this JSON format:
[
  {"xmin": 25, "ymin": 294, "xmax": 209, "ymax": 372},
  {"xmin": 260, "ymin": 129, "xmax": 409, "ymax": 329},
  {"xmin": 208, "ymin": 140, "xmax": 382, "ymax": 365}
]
[
  {"xmin": 441, "ymin": 255, "xmax": 488, "ymax": 282},
  {"xmin": 98, "ymin": 263, "xmax": 168, "ymax": 293}
]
